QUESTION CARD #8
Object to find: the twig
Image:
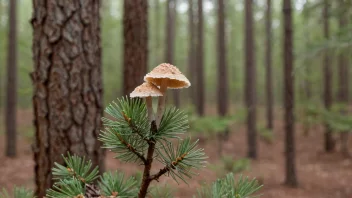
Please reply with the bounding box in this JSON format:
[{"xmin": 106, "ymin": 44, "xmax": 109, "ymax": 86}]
[
  {"xmin": 150, "ymin": 153, "xmax": 188, "ymax": 181},
  {"xmin": 115, "ymin": 133, "xmax": 146, "ymax": 164},
  {"xmin": 122, "ymin": 111, "xmax": 152, "ymax": 144}
]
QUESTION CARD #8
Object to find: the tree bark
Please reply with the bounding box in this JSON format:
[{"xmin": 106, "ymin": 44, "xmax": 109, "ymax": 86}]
[
  {"xmin": 188, "ymin": 0, "xmax": 197, "ymax": 104},
  {"xmin": 5, "ymin": 0, "xmax": 17, "ymax": 157},
  {"xmin": 337, "ymin": 0, "xmax": 349, "ymax": 155},
  {"xmin": 265, "ymin": 0, "xmax": 273, "ymax": 130},
  {"xmin": 245, "ymin": 0, "xmax": 257, "ymax": 159},
  {"xmin": 323, "ymin": 0, "xmax": 335, "ymax": 152},
  {"xmin": 154, "ymin": 0, "xmax": 160, "ymax": 66},
  {"xmin": 196, "ymin": 0, "xmax": 205, "ymax": 116},
  {"xmin": 31, "ymin": 1, "xmax": 104, "ymax": 196},
  {"xmin": 283, "ymin": 0, "xmax": 298, "ymax": 187},
  {"xmin": 165, "ymin": 0, "xmax": 179, "ymax": 107},
  {"xmin": 123, "ymin": 0, "xmax": 148, "ymax": 95}
]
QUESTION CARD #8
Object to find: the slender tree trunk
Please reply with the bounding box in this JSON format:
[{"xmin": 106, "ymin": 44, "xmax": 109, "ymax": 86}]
[
  {"xmin": 31, "ymin": 1, "xmax": 104, "ymax": 196},
  {"xmin": 0, "ymin": 0, "xmax": 3, "ymax": 109},
  {"xmin": 196, "ymin": 0, "xmax": 205, "ymax": 116},
  {"xmin": 245, "ymin": 0, "xmax": 257, "ymax": 159},
  {"xmin": 338, "ymin": 0, "xmax": 349, "ymax": 155},
  {"xmin": 217, "ymin": 0, "xmax": 228, "ymax": 140},
  {"xmin": 154, "ymin": 0, "xmax": 160, "ymax": 66},
  {"xmin": 123, "ymin": 0, "xmax": 148, "ymax": 95},
  {"xmin": 165, "ymin": 0, "xmax": 179, "ymax": 107},
  {"xmin": 283, "ymin": 0, "xmax": 298, "ymax": 187},
  {"xmin": 188, "ymin": 0, "xmax": 197, "ymax": 104},
  {"xmin": 323, "ymin": 0, "xmax": 335, "ymax": 152},
  {"xmin": 265, "ymin": 0, "xmax": 273, "ymax": 130},
  {"xmin": 5, "ymin": 0, "xmax": 17, "ymax": 157}
]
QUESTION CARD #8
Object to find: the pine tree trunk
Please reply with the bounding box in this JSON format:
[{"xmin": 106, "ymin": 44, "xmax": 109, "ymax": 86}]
[
  {"xmin": 265, "ymin": 0, "xmax": 273, "ymax": 130},
  {"xmin": 323, "ymin": 0, "xmax": 335, "ymax": 152},
  {"xmin": 123, "ymin": 0, "xmax": 148, "ymax": 95},
  {"xmin": 165, "ymin": 0, "xmax": 179, "ymax": 107},
  {"xmin": 154, "ymin": 0, "xmax": 160, "ymax": 66},
  {"xmin": 5, "ymin": 0, "xmax": 17, "ymax": 157},
  {"xmin": 196, "ymin": 0, "xmax": 205, "ymax": 116},
  {"xmin": 338, "ymin": 0, "xmax": 349, "ymax": 155},
  {"xmin": 188, "ymin": 0, "xmax": 196, "ymax": 104},
  {"xmin": 31, "ymin": 1, "xmax": 104, "ymax": 196},
  {"xmin": 283, "ymin": 0, "xmax": 298, "ymax": 187},
  {"xmin": 245, "ymin": 0, "xmax": 257, "ymax": 159}
]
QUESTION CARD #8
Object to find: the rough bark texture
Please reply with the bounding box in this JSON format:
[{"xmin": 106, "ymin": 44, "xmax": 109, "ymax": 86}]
[
  {"xmin": 337, "ymin": 0, "xmax": 349, "ymax": 155},
  {"xmin": 196, "ymin": 0, "xmax": 205, "ymax": 116},
  {"xmin": 283, "ymin": 0, "xmax": 298, "ymax": 187},
  {"xmin": 217, "ymin": 0, "xmax": 228, "ymax": 117},
  {"xmin": 31, "ymin": 1, "xmax": 104, "ymax": 197},
  {"xmin": 188, "ymin": 0, "xmax": 196, "ymax": 104},
  {"xmin": 323, "ymin": 0, "xmax": 335, "ymax": 152},
  {"xmin": 165, "ymin": 0, "xmax": 179, "ymax": 107},
  {"xmin": 5, "ymin": 0, "xmax": 17, "ymax": 157},
  {"xmin": 265, "ymin": 0, "xmax": 273, "ymax": 130},
  {"xmin": 123, "ymin": 0, "xmax": 148, "ymax": 95},
  {"xmin": 245, "ymin": 0, "xmax": 257, "ymax": 159}
]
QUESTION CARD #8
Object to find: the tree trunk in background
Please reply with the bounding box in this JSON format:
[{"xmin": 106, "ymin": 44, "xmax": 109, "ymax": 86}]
[
  {"xmin": 245, "ymin": 0, "xmax": 257, "ymax": 159},
  {"xmin": 338, "ymin": 0, "xmax": 349, "ymax": 155},
  {"xmin": 188, "ymin": 0, "xmax": 196, "ymax": 105},
  {"xmin": 265, "ymin": 0, "xmax": 273, "ymax": 130},
  {"xmin": 165, "ymin": 0, "xmax": 179, "ymax": 107},
  {"xmin": 323, "ymin": 0, "xmax": 335, "ymax": 152},
  {"xmin": 283, "ymin": 0, "xmax": 298, "ymax": 187},
  {"xmin": 0, "ymin": 0, "xmax": 3, "ymax": 109},
  {"xmin": 196, "ymin": 0, "xmax": 204, "ymax": 116},
  {"xmin": 154, "ymin": 0, "xmax": 160, "ymax": 66},
  {"xmin": 5, "ymin": 0, "xmax": 17, "ymax": 157},
  {"xmin": 31, "ymin": 1, "xmax": 104, "ymax": 196},
  {"xmin": 217, "ymin": 0, "xmax": 228, "ymax": 140},
  {"xmin": 123, "ymin": 0, "xmax": 148, "ymax": 95}
]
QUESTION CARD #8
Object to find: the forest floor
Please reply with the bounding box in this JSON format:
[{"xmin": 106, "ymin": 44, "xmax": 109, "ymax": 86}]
[{"xmin": 1, "ymin": 109, "xmax": 352, "ymax": 198}]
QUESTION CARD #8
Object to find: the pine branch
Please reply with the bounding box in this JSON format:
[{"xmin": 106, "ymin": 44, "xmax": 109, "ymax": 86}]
[
  {"xmin": 114, "ymin": 132, "xmax": 147, "ymax": 164},
  {"xmin": 122, "ymin": 111, "xmax": 152, "ymax": 144},
  {"xmin": 98, "ymin": 171, "xmax": 138, "ymax": 197},
  {"xmin": 46, "ymin": 178, "xmax": 85, "ymax": 198},
  {"xmin": 150, "ymin": 153, "xmax": 188, "ymax": 181}
]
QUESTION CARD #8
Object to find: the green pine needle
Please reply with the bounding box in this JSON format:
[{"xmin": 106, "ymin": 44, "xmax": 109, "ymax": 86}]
[
  {"xmin": 52, "ymin": 153, "xmax": 99, "ymax": 184},
  {"xmin": 98, "ymin": 171, "xmax": 138, "ymax": 197},
  {"xmin": 156, "ymin": 137, "xmax": 207, "ymax": 184},
  {"xmin": 156, "ymin": 107, "xmax": 189, "ymax": 140},
  {"xmin": 196, "ymin": 173, "xmax": 263, "ymax": 198},
  {"xmin": 0, "ymin": 187, "xmax": 35, "ymax": 198},
  {"xmin": 46, "ymin": 178, "xmax": 85, "ymax": 198}
]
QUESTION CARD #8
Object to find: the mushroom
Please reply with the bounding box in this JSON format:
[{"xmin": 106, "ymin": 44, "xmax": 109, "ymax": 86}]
[
  {"xmin": 144, "ymin": 63, "xmax": 191, "ymax": 127},
  {"xmin": 130, "ymin": 82, "xmax": 163, "ymax": 122}
]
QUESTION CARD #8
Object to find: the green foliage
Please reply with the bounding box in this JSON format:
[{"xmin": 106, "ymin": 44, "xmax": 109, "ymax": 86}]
[
  {"xmin": 52, "ymin": 153, "xmax": 99, "ymax": 184},
  {"xmin": 98, "ymin": 171, "xmax": 138, "ymax": 197},
  {"xmin": 0, "ymin": 187, "xmax": 35, "ymax": 198},
  {"xmin": 156, "ymin": 138, "xmax": 207, "ymax": 184},
  {"xmin": 210, "ymin": 156, "xmax": 251, "ymax": 177},
  {"xmin": 46, "ymin": 178, "xmax": 85, "ymax": 198},
  {"xmin": 150, "ymin": 184, "xmax": 174, "ymax": 198},
  {"xmin": 258, "ymin": 127, "xmax": 274, "ymax": 144},
  {"xmin": 196, "ymin": 173, "xmax": 262, "ymax": 198},
  {"xmin": 157, "ymin": 107, "xmax": 189, "ymax": 140}
]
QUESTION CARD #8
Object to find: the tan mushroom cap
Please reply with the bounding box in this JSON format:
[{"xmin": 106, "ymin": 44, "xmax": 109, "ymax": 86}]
[
  {"xmin": 144, "ymin": 63, "xmax": 191, "ymax": 89},
  {"xmin": 130, "ymin": 82, "xmax": 163, "ymax": 98}
]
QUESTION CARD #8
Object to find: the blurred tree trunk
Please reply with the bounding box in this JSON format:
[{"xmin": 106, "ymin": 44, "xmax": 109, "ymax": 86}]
[
  {"xmin": 338, "ymin": 0, "xmax": 349, "ymax": 155},
  {"xmin": 31, "ymin": 1, "xmax": 104, "ymax": 197},
  {"xmin": 323, "ymin": 0, "xmax": 335, "ymax": 152},
  {"xmin": 245, "ymin": 0, "xmax": 257, "ymax": 159},
  {"xmin": 5, "ymin": 0, "xmax": 17, "ymax": 157},
  {"xmin": 217, "ymin": 0, "xmax": 228, "ymax": 140},
  {"xmin": 196, "ymin": 0, "xmax": 205, "ymax": 116},
  {"xmin": 154, "ymin": 0, "xmax": 160, "ymax": 66},
  {"xmin": 188, "ymin": 0, "xmax": 197, "ymax": 105},
  {"xmin": 283, "ymin": 0, "xmax": 298, "ymax": 187},
  {"xmin": 265, "ymin": 0, "xmax": 273, "ymax": 130},
  {"xmin": 123, "ymin": 0, "xmax": 148, "ymax": 95},
  {"xmin": 165, "ymin": 0, "xmax": 179, "ymax": 107},
  {"xmin": 0, "ymin": 0, "xmax": 3, "ymax": 109}
]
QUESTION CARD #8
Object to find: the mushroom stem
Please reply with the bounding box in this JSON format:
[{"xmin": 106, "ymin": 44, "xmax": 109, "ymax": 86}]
[
  {"xmin": 145, "ymin": 96, "xmax": 154, "ymax": 122},
  {"xmin": 156, "ymin": 79, "xmax": 168, "ymax": 128}
]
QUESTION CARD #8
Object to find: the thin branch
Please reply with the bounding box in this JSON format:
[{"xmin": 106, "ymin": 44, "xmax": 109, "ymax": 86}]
[
  {"xmin": 122, "ymin": 111, "xmax": 152, "ymax": 143},
  {"xmin": 150, "ymin": 153, "xmax": 188, "ymax": 181},
  {"xmin": 115, "ymin": 133, "xmax": 147, "ymax": 164}
]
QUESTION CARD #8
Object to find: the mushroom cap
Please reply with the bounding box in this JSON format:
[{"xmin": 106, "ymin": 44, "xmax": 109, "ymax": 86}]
[
  {"xmin": 130, "ymin": 82, "xmax": 163, "ymax": 98},
  {"xmin": 144, "ymin": 63, "xmax": 191, "ymax": 89}
]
